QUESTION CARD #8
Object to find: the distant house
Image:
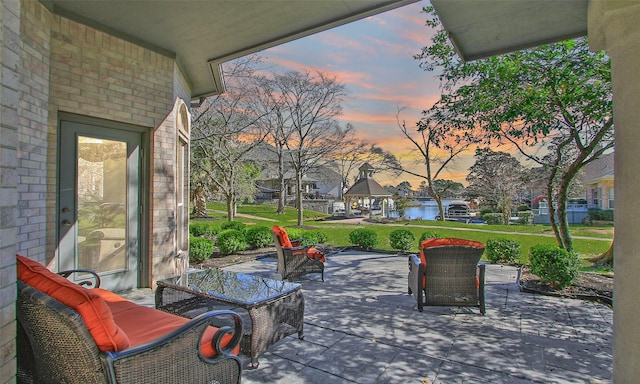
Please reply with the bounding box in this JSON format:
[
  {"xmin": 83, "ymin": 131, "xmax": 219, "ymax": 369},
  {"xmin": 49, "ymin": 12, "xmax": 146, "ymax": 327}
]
[
  {"xmin": 254, "ymin": 143, "xmax": 342, "ymax": 201},
  {"xmin": 584, "ymin": 152, "xmax": 614, "ymax": 210}
]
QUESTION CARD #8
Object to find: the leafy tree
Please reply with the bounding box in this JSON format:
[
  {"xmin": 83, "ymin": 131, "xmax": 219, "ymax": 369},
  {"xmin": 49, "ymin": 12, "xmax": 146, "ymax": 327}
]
[
  {"xmin": 466, "ymin": 148, "xmax": 528, "ymax": 225},
  {"xmin": 190, "ymin": 56, "xmax": 268, "ymax": 220},
  {"xmin": 415, "ymin": 6, "xmax": 613, "ymax": 251}
]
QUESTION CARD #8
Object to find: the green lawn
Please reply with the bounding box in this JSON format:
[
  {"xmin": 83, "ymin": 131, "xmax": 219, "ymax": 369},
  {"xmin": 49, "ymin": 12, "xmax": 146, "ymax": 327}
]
[{"xmin": 197, "ymin": 202, "xmax": 613, "ymax": 266}]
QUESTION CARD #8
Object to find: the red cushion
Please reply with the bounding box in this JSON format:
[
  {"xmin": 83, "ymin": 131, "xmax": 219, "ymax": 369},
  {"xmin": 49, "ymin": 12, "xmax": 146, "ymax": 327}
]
[
  {"xmin": 95, "ymin": 288, "xmax": 239, "ymax": 357},
  {"xmin": 272, "ymin": 225, "xmax": 292, "ymax": 248},
  {"xmin": 419, "ymin": 238, "xmax": 484, "ymax": 266},
  {"xmin": 307, "ymin": 247, "xmax": 326, "ymax": 262},
  {"xmin": 16, "ymin": 255, "xmax": 130, "ymax": 352}
]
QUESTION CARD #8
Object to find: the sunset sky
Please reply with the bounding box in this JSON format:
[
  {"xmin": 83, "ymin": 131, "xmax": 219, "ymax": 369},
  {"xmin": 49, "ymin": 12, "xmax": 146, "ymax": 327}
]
[{"xmin": 258, "ymin": 0, "xmax": 482, "ymax": 187}]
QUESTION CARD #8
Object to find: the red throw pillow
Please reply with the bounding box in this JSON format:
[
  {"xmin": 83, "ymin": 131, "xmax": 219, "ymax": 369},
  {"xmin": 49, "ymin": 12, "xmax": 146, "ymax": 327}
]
[
  {"xmin": 307, "ymin": 247, "xmax": 326, "ymax": 262},
  {"xmin": 16, "ymin": 255, "xmax": 130, "ymax": 352},
  {"xmin": 272, "ymin": 225, "xmax": 292, "ymax": 248}
]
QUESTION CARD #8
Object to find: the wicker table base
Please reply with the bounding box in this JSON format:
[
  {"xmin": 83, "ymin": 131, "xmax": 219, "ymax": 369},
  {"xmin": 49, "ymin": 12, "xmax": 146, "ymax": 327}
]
[{"xmin": 155, "ymin": 270, "xmax": 304, "ymax": 367}]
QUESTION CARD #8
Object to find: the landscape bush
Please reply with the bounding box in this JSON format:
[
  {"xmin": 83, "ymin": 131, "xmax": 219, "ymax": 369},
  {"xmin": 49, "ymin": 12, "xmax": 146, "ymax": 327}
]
[
  {"xmin": 220, "ymin": 221, "xmax": 246, "ymax": 232},
  {"xmin": 189, "ymin": 234, "xmax": 214, "ymax": 263},
  {"xmin": 189, "ymin": 221, "xmax": 219, "ymax": 238},
  {"xmin": 245, "ymin": 226, "xmax": 272, "ymax": 249},
  {"xmin": 588, "ymin": 208, "xmax": 614, "ymax": 222},
  {"xmin": 300, "ymin": 230, "xmax": 327, "ymax": 245},
  {"xmin": 216, "ymin": 229, "xmax": 247, "ymax": 255},
  {"xmin": 482, "ymin": 213, "xmax": 504, "ymax": 225},
  {"xmin": 418, "ymin": 231, "xmax": 442, "ymax": 244},
  {"xmin": 529, "ymin": 244, "xmax": 579, "ymax": 289},
  {"xmin": 516, "ymin": 211, "xmax": 534, "ymax": 225},
  {"xmin": 349, "ymin": 228, "xmax": 377, "ymax": 249},
  {"xmin": 486, "ymin": 238, "xmax": 520, "ymax": 264},
  {"xmin": 389, "ymin": 229, "xmax": 415, "ymax": 252}
]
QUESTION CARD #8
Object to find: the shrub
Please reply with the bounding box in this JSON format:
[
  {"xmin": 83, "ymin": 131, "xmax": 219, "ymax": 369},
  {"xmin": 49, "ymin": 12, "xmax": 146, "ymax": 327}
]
[
  {"xmin": 479, "ymin": 207, "xmax": 494, "ymax": 217},
  {"xmin": 189, "ymin": 221, "xmax": 219, "ymax": 237},
  {"xmin": 245, "ymin": 226, "xmax": 272, "ymax": 249},
  {"xmin": 349, "ymin": 228, "xmax": 377, "ymax": 249},
  {"xmin": 300, "ymin": 230, "xmax": 327, "ymax": 245},
  {"xmin": 529, "ymin": 244, "xmax": 579, "ymax": 289},
  {"xmin": 517, "ymin": 211, "xmax": 533, "ymax": 225},
  {"xmin": 389, "ymin": 229, "xmax": 415, "ymax": 252},
  {"xmin": 418, "ymin": 231, "xmax": 442, "ymax": 244},
  {"xmin": 588, "ymin": 208, "xmax": 614, "ymax": 222},
  {"xmin": 216, "ymin": 229, "xmax": 246, "ymax": 255},
  {"xmin": 220, "ymin": 221, "xmax": 246, "ymax": 232},
  {"xmin": 189, "ymin": 235, "xmax": 214, "ymax": 263},
  {"xmin": 486, "ymin": 238, "xmax": 520, "ymax": 264},
  {"xmin": 283, "ymin": 228, "xmax": 304, "ymax": 244},
  {"xmin": 482, "ymin": 213, "xmax": 504, "ymax": 225}
]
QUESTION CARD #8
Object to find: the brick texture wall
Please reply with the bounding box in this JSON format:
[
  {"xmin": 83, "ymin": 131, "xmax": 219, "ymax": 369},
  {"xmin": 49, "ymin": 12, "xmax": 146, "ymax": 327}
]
[
  {"xmin": 0, "ymin": 1, "xmax": 20, "ymax": 381},
  {"xmin": 46, "ymin": 11, "xmax": 184, "ymax": 284}
]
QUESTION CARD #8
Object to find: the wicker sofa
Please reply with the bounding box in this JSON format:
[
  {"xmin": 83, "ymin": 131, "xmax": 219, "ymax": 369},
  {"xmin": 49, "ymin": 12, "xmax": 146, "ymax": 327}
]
[
  {"xmin": 271, "ymin": 225, "xmax": 325, "ymax": 281},
  {"xmin": 16, "ymin": 255, "xmax": 243, "ymax": 384},
  {"xmin": 408, "ymin": 238, "xmax": 486, "ymax": 314}
]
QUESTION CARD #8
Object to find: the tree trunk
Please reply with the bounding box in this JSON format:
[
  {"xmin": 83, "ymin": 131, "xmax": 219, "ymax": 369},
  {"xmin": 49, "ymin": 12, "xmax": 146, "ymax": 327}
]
[
  {"xmin": 429, "ymin": 187, "xmax": 445, "ymax": 221},
  {"xmin": 556, "ymin": 174, "xmax": 573, "ymax": 252},
  {"xmin": 226, "ymin": 193, "xmax": 235, "ymax": 221},
  {"xmin": 589, "ymin": 240, "xmax": 614, "ymax": 265},
  {"xmin": 296, "ymin": 168, "xmax": 304, "ymax": 226},
  {"xmin": 192, "ymin": 186, "xmax": 208, "ymax": 218},
  {"xmin": 277, "ymin": 150, "xmax": 286, "ymax": 214}
]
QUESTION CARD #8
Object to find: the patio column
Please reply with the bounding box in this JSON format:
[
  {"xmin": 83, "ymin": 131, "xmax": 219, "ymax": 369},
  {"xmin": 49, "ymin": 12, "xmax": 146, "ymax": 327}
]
[{"xmin": 589, "ymin": 1, "xmax": 640, "ymax": 382}]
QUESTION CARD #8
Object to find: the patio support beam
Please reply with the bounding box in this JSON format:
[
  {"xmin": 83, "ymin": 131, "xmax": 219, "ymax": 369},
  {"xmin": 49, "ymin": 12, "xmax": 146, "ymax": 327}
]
[{"xmin": 588, "ymin": 1, "xmax": 640, "ymax": 381}]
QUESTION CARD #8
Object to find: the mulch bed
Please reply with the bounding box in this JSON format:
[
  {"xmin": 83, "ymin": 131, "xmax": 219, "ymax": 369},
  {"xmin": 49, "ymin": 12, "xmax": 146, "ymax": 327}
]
[{"xmin": 518, "ymin": 266, "xmax": 613, "ymax": 306}]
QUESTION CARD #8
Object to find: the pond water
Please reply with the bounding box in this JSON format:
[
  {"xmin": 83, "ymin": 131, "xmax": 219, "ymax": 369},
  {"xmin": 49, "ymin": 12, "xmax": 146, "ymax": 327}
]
[{"xmin": 390, "ymin": 199, "xmax": 457, "ymax": 220}]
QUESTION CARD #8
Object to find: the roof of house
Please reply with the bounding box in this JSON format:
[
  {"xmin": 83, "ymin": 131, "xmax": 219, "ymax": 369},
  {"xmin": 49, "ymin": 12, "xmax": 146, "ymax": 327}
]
[
  {"xmin": 584, "ymin": 152, "xmax": 614, "ymax": 183},
  {"xmin": 344, "ymin": 177, "xmax": 390, "ymax": 197}
]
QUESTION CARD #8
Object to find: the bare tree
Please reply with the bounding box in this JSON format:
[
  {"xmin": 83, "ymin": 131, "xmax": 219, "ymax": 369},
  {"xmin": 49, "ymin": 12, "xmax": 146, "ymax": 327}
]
[
  {"xmin": 330, "ymin": 126, "xmax": 369, "ymax": 199},
  {"xmin": 393, "ymin": 107, "xmax": 482, "ymax": 220},
  {"xmin": 269, "ymin": 70, "xmax": 349, "ymax": 225},
  {"xmin": 190, "ymin": 56, "xmax": 269, "ymax": 220}
]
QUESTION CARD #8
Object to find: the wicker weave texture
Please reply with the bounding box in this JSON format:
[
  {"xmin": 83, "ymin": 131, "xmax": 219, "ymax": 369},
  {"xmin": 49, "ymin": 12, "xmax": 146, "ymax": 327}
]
[
  {"xmin": 157, "ymin": 284, "xmax": 304, "ymax": 365},
  {"xmin": 17, "ymin": 281, "xmax": 242, "ymax": 384},
  {"xmin": 408, "ymin": 244, "xmax": 486, "ymax": 314},
  {"xmin": 271, "ymin": 230, "xmax": 324, "ymax": 280}
]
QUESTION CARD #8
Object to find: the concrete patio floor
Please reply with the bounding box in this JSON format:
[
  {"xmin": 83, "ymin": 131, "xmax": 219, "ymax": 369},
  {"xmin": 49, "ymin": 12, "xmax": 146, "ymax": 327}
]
[{"xmin": 125, "ymin": 249, "xmax": 613, "ymax": 383}]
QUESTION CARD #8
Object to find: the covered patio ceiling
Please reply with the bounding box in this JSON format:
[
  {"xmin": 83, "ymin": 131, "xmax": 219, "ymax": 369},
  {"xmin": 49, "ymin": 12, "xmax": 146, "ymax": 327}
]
[
  {"xmin": 43, "ymin": 0, "xmax": 419, "ymax": 100},
  {"xmin": 430, "ymin": 0, "xmax": 588, "ymax": 62}
]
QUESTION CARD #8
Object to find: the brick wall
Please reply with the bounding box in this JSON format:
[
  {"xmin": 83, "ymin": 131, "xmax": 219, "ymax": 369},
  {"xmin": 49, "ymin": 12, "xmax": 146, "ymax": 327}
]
[
  {"xmin": 0, "ymin": 0, "xmax": 20, "ymax": 381},
  {"xmin": 46, "ymin": 11, "xmax": 183, "ymax": 284},
  {"xmin": 17, "ymin": 0, "xmax": 50, "ymax": 262}
]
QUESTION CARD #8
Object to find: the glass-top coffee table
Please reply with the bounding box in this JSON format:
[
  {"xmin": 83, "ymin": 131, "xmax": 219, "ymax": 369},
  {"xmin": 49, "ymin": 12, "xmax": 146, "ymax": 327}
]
[{"xmin": 155, "ymin": 269, "xmax": 304, "ymax": 367}]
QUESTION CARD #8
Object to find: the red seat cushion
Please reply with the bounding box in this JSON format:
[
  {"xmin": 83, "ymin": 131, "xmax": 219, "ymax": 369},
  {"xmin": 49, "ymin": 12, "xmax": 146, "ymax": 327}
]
[
  {"xmin": 95, "ymin": 288, "xmax": 239, "ymax": 357},
  {"xmin": 272, "ymin": 225, "xmax": 292, "ymax": 248},
  {"xmin": 16, "ymin": 255, "xmax": 131, "ymax": 352}
]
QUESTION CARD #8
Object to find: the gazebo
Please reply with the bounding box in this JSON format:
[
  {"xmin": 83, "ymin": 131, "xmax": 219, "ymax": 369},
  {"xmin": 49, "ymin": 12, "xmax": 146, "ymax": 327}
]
[{"xmin": 344, "ymin": 163, "xmax": 391, "ymax": 218}]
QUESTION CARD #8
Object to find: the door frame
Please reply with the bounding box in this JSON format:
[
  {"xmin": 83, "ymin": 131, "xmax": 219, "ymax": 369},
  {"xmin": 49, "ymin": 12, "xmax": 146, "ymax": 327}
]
[{"xmin": 56, "ymin": 112, "xmax": 150, "ymax": 288}]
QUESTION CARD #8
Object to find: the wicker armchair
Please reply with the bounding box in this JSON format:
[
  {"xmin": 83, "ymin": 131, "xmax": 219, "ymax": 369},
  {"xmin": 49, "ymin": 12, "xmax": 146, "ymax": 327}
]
[
  {"xmin": 16, "ymin": 261, "xmax": 243, "ymax": 384},
  {"xmin": 408, "ymin": 238, "xmax": 486, "ymax": 314},
  {"xmin": 271, "ymin": 225, "xmax": 325, "ymax": 281}
]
